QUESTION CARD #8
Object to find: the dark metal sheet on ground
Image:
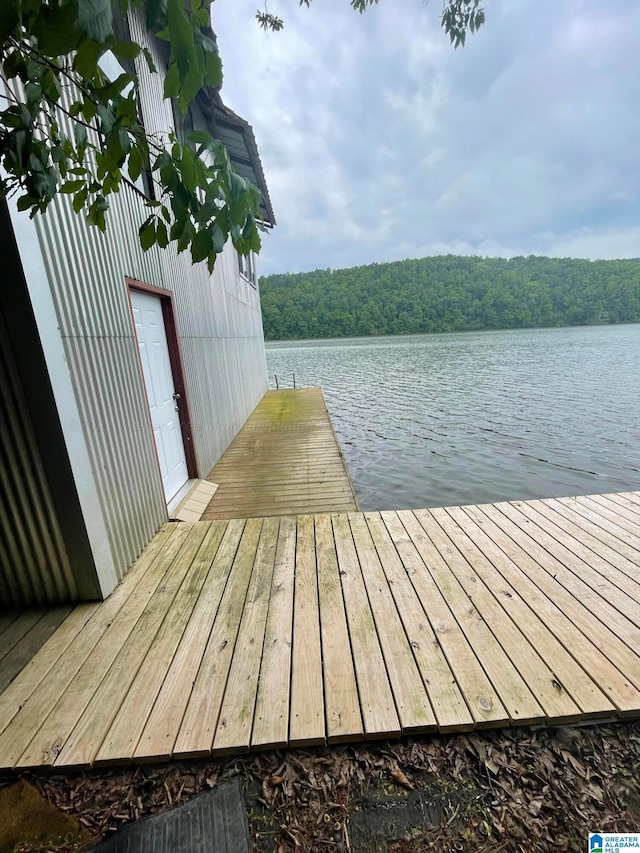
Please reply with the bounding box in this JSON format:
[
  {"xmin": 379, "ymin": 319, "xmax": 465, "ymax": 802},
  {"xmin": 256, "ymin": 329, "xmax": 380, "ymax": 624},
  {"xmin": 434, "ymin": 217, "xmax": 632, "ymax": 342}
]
[{"xmin": 88, "ymin": 779, "xmax": 251, "ymax": 853}]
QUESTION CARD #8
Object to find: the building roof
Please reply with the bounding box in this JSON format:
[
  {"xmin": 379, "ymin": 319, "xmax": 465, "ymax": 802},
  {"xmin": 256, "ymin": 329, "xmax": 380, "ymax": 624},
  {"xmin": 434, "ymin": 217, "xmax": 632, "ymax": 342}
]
[{"xmin": 210, "ymin": 92, "xmax": 276, "ymax": 227}]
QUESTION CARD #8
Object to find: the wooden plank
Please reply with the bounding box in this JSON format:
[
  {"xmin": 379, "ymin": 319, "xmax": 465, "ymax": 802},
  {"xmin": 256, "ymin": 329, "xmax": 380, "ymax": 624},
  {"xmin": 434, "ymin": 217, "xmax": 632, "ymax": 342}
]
[
  {"xmin": 332, "ymin": 514, "xmax": 400, "ymax": 739},
  {"xmin": 0, "ymin": 607, "xmax": 72, "ymax": 694},
  {"xmin": 205, "ymin": 491, "xmax": 356, "ymax": 507},
  {"xmin": 173, "ymin": 518, "xmax": 262, "ymax": 759},
  {"xmin": 612, "ymin": 492, "xmax": 640, "ymax": 510},
  {"xmin": 363, "ymin": 513, "xmax": 471, "ymax": 731},
  {"xmin": 204, "ymin": 388, "xmax": 358, "ymax": 519},
  {"xmin": 0, "ymin": 603, "xmax": 97, "ymax": 737},
  {"xmin": 398, "ymin": 510, "xmax": 543, "ymax": 723},
  {"xmin": 0, "ymin": 523, "xmax": 186, "ymax": 769},
  {"xmin": 348, "ymin": 514, "xmax": 437, "ymax": 733},
  {"xmin": 476, "ymin": 503, "xmax": 640, "ymax": 700},
  {"xmin": 0, "ymin": 610, "xmax": 46, "ymax": 663},
  {"xmin": 411, "ymin": 509, "xmax": 545, "ymax": 725},
  {"xmin": 213, "ymin": 517, "xmax": 280, "ymax": 755},
  {"xmin": 439, "ymin": 507, "xmax": 611, "ymax": 720},
  {"xmin": 592, "ymin": 493, "xmax": 640, "ymax": 527},
  {"xmin": 0, "ymin": 612, "xmax": 20, "ymax": 639},
  {"xmin": 533, "ymin": 500, "xmax": 640, "ymax": 588},
  {"xmin": 289, "ymin": 515, "xmax": 325, "ymax": 747},
  {"xmin": 382, "ymin": 511, "xmax": 507, "ymax": 728},
  {"xmin": 315, "ymin": 514, "xmax": 363, "ymax": 743},
  {"xmin": 0, "ymin": 531, "xmax": 185, "ymax": 767},
  {"xmin": 559, "ymin": 495, "xmax": 640, "ymax": 559},
  {"xmin": 134, "ymin": 520, "xmax": 244, "ymax": 763},
  {"xmin": 207, "ymin": 483, "xmax": 355, "ymax": 498},
  {"xmin": 252, "ymin": 516, "xmax": 297, "ymax": 750},
  {"xmin": 203, "ymin": 499, "xmax": 358, "ymax": 521},
  {"xmin": 461, "ymin": 504, "xmax": 637, "ymax": 715},
  {"xmin": 430, "ymin": 508, "xmax": 584, "ymax": 723},
  {"xmin": 23, "ymin": 524, "xmax": 207, "ymax": 770},
  {"xmin": 94, "ymin": 523, "xmax": 227, "ymax": 765},
  {"xmin": 503, "ymin": 502, "xmax": 640, "ymax": 630}
]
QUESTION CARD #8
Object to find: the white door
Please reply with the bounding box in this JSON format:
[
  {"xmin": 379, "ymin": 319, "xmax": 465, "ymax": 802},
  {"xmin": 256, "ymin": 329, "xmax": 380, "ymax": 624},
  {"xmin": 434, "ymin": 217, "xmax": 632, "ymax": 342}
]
[{"xmin": 131, "ymin": 290, "xmax": 189, "ymax": 501}]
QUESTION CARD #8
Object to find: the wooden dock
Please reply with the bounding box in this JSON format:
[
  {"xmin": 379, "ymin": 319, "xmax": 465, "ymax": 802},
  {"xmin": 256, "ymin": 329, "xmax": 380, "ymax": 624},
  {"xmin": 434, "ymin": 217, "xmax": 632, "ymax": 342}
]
[
  {"xmin": 1, "ymin": 491, "xmax": 639, "ymax": 771},
  {"xmin": 201, "ymin": 388, "xmax": 359, "ymax": 519}
]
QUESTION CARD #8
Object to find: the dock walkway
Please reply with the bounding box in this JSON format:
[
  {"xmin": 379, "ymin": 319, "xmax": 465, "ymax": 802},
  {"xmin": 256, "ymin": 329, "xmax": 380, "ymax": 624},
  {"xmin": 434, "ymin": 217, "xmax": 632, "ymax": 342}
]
[
  {"xmin": 201, "ymin": 388, "xmax": 359, "ymax": 519},
  {"xmin": 1, "ymin": 491, "xmax": 639, "ymax": 771}
]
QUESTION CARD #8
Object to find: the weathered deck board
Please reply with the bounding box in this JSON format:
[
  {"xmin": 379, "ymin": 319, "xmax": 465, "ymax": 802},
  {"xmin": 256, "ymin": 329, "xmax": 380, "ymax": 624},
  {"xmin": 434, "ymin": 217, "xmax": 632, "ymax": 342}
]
[
  {"xmin": 201, "ymin": 388, "xmax": 359, "ymax": 519},
  {"xmin": 0, "ymin": 607, "xmax": 72, "ymax": 694},
  {"xmin": 1, "ymin": 491, "xmax": 640, "ymax": 771},
  {"xmin": 251, "ymin": 516, "xmax": 297, "ymax": 750},
  {"xmin": 315, "ymin": 514, "xmax": 363, "ymax": 743},
  {"xmin": 289, "ymin": 515, "xmax": 325, "ymax": 746}
]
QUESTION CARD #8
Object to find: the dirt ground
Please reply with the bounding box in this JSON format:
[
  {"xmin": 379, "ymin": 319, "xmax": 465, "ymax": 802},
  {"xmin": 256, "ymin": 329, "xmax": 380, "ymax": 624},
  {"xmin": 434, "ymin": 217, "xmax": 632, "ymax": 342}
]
[{"xmin": 1, "ymin": 721, "xmax": 639, "ymax": 852}]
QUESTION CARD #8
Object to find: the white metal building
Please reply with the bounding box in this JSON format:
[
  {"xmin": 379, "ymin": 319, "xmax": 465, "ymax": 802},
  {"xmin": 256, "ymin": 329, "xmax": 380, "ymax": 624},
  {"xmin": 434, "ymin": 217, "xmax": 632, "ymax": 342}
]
[{"xmin": 0, "ymin": 12, "xmax": 275, "ymax": 607}]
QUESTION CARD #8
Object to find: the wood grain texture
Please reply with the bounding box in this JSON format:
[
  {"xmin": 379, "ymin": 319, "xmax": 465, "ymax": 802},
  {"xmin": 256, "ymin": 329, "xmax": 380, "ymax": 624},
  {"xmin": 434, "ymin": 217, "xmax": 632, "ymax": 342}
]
[
  {"xmin": 315, "ymin": 514, "xmax": 363, "ymax": 743},
  {"xmin": 252, "ymin": 516, "xmax": 297, "ymax": 750},
  {"xmin": 289, "ymin": 516, "xmax": 325, "ymax": 746},
  {"xmin": 201, "ymin": 389, "xmax": 359, "ymax": 519},
  {"xmin": 2, "ymin": 492, "xmax": 640, "ymax": 770}
]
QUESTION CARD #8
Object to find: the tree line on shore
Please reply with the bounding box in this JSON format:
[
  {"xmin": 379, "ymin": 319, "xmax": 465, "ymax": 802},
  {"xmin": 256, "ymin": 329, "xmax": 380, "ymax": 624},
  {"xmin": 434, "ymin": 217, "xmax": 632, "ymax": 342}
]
[{"xmin": 259, "ymin": 255, "xmax": 640, "ymax": 340}]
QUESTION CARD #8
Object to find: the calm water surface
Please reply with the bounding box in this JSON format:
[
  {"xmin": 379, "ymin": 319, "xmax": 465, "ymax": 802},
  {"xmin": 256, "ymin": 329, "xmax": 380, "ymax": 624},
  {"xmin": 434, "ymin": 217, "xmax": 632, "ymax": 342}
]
[{"xmin": 265, "ymin": 325, "xmax": 640, "ymax": 511}]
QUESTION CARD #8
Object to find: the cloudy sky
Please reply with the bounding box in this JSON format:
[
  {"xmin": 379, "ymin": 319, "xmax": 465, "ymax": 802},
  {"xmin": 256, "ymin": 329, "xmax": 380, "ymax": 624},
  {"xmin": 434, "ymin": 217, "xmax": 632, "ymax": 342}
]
[{"xmin": 212, "ymin": 0, "xmax": 640, "ymax": 276}]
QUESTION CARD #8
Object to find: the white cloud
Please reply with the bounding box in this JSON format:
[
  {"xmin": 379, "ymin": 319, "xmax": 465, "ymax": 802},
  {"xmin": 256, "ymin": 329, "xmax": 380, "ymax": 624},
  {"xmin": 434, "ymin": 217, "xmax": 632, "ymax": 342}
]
[{"xmin": 212, "ymin": 0, "xmax": 640, "ymax": 274}]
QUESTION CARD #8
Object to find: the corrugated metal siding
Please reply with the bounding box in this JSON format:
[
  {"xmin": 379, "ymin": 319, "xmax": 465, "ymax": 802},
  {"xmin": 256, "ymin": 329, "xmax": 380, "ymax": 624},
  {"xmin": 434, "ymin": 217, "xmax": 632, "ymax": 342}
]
[
  {"xmin": 130, "ymin": 8, "xmax": 268, "ymax": 474},
  {"xmin": 25, "ymin": 10, "xmax": 268, "ymax": 583},
  {"xmin": 0, "ymin": 309, "xmax": 78, "ymax": 607}
]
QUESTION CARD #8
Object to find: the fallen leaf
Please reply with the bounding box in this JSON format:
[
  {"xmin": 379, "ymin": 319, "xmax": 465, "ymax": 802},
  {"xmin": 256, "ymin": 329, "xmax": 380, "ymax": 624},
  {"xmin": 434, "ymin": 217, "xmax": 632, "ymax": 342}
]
[{"xmin": 391, "ymin": 768, "xmax": 414, "ymax": 790}]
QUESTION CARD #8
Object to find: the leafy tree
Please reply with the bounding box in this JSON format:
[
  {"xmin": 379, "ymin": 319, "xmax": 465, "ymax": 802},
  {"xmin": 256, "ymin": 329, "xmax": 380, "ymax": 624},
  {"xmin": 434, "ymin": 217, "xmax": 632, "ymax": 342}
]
[
  {"xmin": 1, "ymin": 0, "xmax": 264, "ymax": 272},
  {"xmin": 260, "ymin": 256, "xmax": 640, "ymax": 340},
  {"xmin": 0, "ymin": 1, "xmax": 485, "ymax": 271}
]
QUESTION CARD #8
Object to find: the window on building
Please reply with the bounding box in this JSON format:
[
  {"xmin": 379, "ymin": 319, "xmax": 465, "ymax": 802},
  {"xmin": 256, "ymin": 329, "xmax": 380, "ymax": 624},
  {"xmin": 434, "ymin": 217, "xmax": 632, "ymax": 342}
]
[{"xmin": 238, "ymin": 251, "xmax": 257, "ymax": 288}]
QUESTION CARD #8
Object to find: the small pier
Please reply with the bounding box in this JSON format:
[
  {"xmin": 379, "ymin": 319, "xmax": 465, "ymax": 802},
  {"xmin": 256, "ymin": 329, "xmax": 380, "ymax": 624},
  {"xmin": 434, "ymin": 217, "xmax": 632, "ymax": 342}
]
[
  {"xmin": 201, "ymin": 388, "xmax": 359, "ymax": 519},
  {"xmin": 0, "ymin": 491, "xmax": 639, "ymax": 771}
]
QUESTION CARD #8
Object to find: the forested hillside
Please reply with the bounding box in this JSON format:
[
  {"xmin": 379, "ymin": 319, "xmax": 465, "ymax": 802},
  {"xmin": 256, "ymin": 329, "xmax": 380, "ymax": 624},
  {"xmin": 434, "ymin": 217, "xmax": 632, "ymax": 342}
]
[{"xmin": 259, "ymin": 255, "xmax": 640, "ymax": 340}]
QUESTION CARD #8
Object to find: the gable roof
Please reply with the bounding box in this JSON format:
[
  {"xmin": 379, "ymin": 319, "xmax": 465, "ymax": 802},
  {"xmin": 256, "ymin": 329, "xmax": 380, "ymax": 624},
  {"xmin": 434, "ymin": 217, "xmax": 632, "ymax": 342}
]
[
  {"xmin": 210, "ymin": 92, "xmax": 276, "ymax": 227},
  {"xmin": 151, "ymin": 18, "xmax": 276, "ymax": 227}
]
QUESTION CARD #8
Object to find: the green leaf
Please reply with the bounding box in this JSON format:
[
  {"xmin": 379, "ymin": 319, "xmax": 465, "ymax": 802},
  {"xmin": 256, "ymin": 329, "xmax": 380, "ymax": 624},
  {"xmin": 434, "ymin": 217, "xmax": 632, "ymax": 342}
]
[
  {"xmin": 77, "ymin": 0, "xmax": 114, "ymax": 43},
  {"xmin": 60, "ymin": 180, "xmax": 85, "ymax": 193},
  {"xmin": 111, "ymin": 41, "xmax": 142, "ymax": 61},
  {"xmin": 167, "ymin": 0, "xmax": 194, "ymax": 72},
  {"xmin": 139, "ymin": 218, "xmax": 156, "ymax": 251},
  {"xmin": 141, "ymin": 47, "xmax": 157, "ymax": 73},
  {"xmin": 87, "ymin": 195, "xmax": 109, "ymax": 231},
  {"xmin": 146, "ymin": 0, "xmax": 168, "ymax": 29},
  {"xmin": 185, "ymin": 130, "xmax": 214, "ymax": 147},
  {"xmin": 17, "ymin": 195, "xmax": 35, "ymax": 212},
  {"xmin": 191, "ymin": 227, "xmax": 212, "ymax": 263},
  {"xmin": 74, "ymin": 123, "xmax": 87, "ymax": 151},
  {"xmin": 211, "ymin": 223, "xmax": 226, "ymax": 254},
  {"xmin": 74, "ymin": 40, "xmax": 103, "ymax": 78},
  {"xmin": 128, "ymin": 146, "xmax": 143, "ymax": 182},
  {"xmin": 0, "ymin": 0, "xmax": 20, "ymax": 44},
  {"xmin": 163, "ymin": 63, "xmax": 181, "ymax": 100},
  {"xmin": 204, "ymin": 50, "xmax": 223, "ymax": 89},
  {"xmin": 73, "ymin": 186, "xmax": 88, "ymax": 213},
  {"xmin": 156, "ymin": 221, "xmax": 169, "ymax": 248},
  {"xmin": 32, "ymin": 4, "xmax": 83, "ymax": 56}
]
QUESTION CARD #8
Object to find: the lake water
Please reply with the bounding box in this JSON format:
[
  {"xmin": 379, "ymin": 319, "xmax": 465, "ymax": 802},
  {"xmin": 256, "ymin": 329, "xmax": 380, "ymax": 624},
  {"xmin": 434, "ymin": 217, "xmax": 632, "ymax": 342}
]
[{"xmin": 265, "ymin": 325, "xmax": 640, "ymax": 511}]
